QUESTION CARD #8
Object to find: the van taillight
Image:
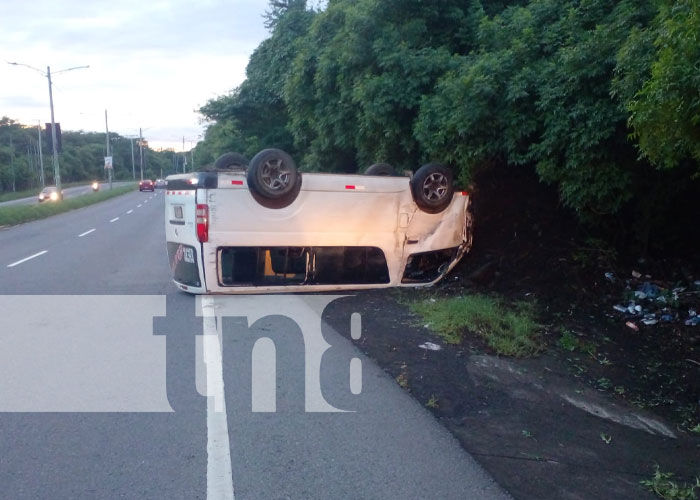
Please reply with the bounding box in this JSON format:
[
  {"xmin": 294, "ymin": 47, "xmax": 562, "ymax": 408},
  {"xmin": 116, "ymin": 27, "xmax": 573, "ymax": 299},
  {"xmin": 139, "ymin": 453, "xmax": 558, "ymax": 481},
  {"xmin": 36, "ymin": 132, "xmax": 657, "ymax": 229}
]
[{"xmin": 196, "ymin": 204, "xmax": 209, "ymax": 243}]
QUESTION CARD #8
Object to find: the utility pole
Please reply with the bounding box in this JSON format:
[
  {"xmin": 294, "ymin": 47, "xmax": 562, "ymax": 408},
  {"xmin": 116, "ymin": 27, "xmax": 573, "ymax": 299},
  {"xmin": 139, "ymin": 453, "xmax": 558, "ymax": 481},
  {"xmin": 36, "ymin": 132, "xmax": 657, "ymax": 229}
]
[
  {"xmin": 182, "ymin": 136, "xmax": 186, "ymax": 173},
  {"xmin": 129, "ymin": 137, "xmax": 135, "ymax": 180},
  {"xmin": 10, "ymin": 135, "xmax": 15, "ymax": 192},
  {"xmin": 37, "ymin": 120, "xmax": 45, "ymax": 187},
  {"xmin": 139, "ymin": 128, "xmax": 144, "ymax": 181},
  {"xmin": 47, "ymin": 66, "xmax": 61, "ymax": 196},
  {"xmin": 105, "ymin": 110, "xmax": 113, "ymax": 190}
]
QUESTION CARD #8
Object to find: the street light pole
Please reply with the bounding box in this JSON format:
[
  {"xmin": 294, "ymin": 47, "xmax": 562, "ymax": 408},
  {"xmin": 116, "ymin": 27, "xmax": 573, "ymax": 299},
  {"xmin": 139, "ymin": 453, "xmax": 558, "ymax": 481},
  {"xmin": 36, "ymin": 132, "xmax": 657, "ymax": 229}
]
[
  {"xmin": 105, "ymin": 109, "xmax": 113, "ymax": 190},
  {"xmin": 46, "ymin": 66, "xmax": 61, "ymax": 196},
  {"xmin": 130, "ymin": 137, "xmax": 135, "ymax": 180},
  {"xmin": 139, "ymin": 128, "xmax": 144, "ymax": 181},
  {"xmin": 7, "ymin": 61, "xmax": 88, "ymax": 199},
  {"xmin": 36, "ymin": 120, "xmax": 45, "ymax": 187}
]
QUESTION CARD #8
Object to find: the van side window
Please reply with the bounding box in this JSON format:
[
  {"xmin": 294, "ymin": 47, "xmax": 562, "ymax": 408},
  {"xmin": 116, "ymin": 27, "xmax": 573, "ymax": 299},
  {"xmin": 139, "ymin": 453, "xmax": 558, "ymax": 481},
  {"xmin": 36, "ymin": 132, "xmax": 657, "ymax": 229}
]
[
  {"xmin": 219, "ymin": 247, "xmax": 309, "ymax": 286},
  {"xmin": 219, "ymin": 247, "xmax": 389, "ymax": 286},
  {"xmin": 312, "ymin": 247, "xmax": 389, "ymax": 284}
]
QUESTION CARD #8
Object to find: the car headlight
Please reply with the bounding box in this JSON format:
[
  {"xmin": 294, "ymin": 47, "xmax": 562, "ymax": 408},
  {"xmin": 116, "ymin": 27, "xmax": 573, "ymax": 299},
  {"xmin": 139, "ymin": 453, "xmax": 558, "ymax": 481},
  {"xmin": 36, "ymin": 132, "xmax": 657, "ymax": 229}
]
[
  {"xmin": 39, "ymin": 194, "xmax": 45, "ymax": 200},
  {"xmin": 50, "ymin": 192, "xmax": 58, "ymax": 200}
]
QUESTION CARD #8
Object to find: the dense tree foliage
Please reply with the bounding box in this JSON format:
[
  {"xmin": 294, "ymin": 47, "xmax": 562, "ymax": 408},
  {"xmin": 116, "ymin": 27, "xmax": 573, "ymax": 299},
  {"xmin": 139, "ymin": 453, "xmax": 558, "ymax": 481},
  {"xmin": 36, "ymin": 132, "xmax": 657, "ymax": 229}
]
[
  {"xmin": 191, "ymin": 0, "xmax": 698, "ymax": 252},
  {"xmin": 197, "ymin": 0, "xmax": 314, "ymax": 163},
  {"xmin": 621, "ymin": 0, "xmax": 700, "ymax": 171},
  {"xmin": 0, "ymin": 117, "xmax": 180, "ymax": 192}
]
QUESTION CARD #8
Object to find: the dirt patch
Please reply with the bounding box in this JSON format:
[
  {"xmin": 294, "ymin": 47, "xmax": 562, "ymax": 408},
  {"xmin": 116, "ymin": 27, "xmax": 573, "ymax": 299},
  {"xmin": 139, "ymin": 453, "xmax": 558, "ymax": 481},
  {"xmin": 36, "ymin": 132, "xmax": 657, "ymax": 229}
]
[{"xmin": 325, "ymin": 165, "xmax": 700, "ymax": 499}]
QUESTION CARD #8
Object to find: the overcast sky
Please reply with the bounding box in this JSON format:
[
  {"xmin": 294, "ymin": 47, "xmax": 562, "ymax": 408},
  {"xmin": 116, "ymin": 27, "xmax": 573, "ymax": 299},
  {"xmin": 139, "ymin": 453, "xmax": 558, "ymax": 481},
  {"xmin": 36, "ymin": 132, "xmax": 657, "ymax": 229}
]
[{"xmin": 0, "ymin": 0, "xmax": 273, "ymax": 151}]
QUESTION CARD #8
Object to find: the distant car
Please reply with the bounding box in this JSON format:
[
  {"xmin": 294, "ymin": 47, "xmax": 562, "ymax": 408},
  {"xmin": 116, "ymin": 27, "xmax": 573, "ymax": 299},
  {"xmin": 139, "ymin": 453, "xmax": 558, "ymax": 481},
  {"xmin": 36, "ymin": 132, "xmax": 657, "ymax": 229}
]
[
  {"xmin": 154, "ymin": 179, "xmax": 166, "ymax": 189},
  {"xmin": 139, "ymin": 179, "xmax": 155, "ymax": 192},
  {"xmin": 38, "ymin": 186, "xmax": 63, "ymax": 202},
  {"xmin": 91, "ymin": 181, "xmax": 100, "ymax": 191}
]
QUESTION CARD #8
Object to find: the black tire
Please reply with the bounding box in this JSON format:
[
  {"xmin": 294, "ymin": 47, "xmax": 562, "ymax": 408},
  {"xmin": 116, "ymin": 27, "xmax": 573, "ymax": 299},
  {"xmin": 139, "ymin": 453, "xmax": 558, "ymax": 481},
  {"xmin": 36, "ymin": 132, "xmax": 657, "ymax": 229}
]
[
  {"xmin": 410, "ymin": 163, "xmax": 454, "ymax": 214},
  {"xmin": 214, "ymin": 152, "xmax": 249, "ymax": 170},
  {"xmin": 247, "ymin": 148, "xmax": 299, "ymax": 200},
  {"xmin": 365, "ymin": 163, "xmax": 396, "ymax": 176}
]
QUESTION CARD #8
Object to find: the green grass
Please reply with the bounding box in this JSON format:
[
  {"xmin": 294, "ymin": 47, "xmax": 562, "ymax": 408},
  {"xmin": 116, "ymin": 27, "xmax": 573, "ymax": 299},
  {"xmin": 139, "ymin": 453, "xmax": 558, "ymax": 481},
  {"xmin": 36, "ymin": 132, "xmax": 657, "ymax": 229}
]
[
  {"xmin": 641, "ymin": 466, "xmax": 699, "ymax": 499},
  {"xmin": 557, "ymin": 329, "xmax": 598, "ymax": 356},
  {"xmin": 558, "ymin": 330, "xmax": 579, "ymax": 351},
  {"xmin": 0, "ymin": 184, "xmax": 136, "ymax": 227},
  {"xmin": 411, "ymin": 294, "xmax": 542, "ymax": 357}
]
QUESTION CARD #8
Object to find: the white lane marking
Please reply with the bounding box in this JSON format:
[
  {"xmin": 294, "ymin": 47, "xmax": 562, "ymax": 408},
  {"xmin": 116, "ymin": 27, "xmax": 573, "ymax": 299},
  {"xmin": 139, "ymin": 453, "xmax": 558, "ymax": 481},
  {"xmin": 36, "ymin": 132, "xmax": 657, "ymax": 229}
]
[
  {"xmin": 202, "ymin": 297, "xmax": 235, "ymax": 500},
  {"xmin": 7, "ymin": 250, "xmax": 48, "ymax": 268},
  {"xmin": 127, "ymin": 209, "xmax": 134, "ymax": 214},
  {"xmin": 78, "ymin": 229, "xmax": 96, "ymax": 238},
  {"xmin": 137, "ymin": 204, "xmax": 142, "ymax": 208},
  {"xmin": 110, "ymin": 217, "xmax": 119, "ymax": 223},
  {"xmin": 144, "ymin": 200, "xmax": 148, "ymax": 203}
]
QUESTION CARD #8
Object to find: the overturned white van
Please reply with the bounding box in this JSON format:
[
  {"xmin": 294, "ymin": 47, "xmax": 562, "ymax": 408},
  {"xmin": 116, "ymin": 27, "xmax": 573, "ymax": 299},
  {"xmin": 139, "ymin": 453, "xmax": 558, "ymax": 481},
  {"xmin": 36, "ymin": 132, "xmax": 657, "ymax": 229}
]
[{"xmin": 165, "ymin": 149, "xmax": 473, "ymax": 294}]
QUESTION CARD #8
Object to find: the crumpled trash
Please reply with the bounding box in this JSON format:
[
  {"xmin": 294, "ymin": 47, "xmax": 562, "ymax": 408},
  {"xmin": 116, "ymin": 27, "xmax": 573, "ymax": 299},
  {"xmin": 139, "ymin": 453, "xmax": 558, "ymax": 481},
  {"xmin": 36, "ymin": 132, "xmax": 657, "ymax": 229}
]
[
  {"xmin": 605, "ymin": 272, "xmax": 616, "ymax": 283},
  {"xmin": 419, "ymin": 342, "xmax": 442, "ymax": 351},
  {"xmin": 610, "ymin": 272, "xmax": 697, "ymax": 327},
  {"xmin": 638, "ymin": 282, "xmax": 660, "ymax": 299},
  {"xmin": 627, "ymin": 303, "xmax": 642, "ymax": 315}
]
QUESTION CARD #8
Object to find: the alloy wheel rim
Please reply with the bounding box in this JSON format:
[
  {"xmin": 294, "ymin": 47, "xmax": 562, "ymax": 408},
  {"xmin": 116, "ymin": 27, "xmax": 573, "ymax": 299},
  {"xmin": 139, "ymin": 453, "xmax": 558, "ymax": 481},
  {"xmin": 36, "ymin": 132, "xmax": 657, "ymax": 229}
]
[
  {"xmin": 260, "ymin": 159, "xmax": 290, "ymax": 191},
  {"xmin": 422, "ymin": 172, "xmax": 448, "ymax": 200}
]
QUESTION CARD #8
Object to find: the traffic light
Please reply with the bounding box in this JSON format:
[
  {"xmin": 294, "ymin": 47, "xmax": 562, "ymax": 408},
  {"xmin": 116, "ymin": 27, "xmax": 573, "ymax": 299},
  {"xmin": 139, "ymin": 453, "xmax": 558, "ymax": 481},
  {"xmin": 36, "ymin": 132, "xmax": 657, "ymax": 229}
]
[{"xmin": 45, "ymin": 123, "xmax": 62, "ymax": 153}]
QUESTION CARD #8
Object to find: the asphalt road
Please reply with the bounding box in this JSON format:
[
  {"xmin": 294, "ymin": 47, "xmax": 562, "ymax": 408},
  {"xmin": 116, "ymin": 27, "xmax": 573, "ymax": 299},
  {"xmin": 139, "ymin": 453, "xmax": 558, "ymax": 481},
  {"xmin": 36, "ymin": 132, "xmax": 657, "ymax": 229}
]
[
  {"xmin": 0, "ymin": 191, "xmax": 511, "ymax": 500},
  {"xmin": 0, "ymin": 181, "xmax": 133, "ymax": 207}
]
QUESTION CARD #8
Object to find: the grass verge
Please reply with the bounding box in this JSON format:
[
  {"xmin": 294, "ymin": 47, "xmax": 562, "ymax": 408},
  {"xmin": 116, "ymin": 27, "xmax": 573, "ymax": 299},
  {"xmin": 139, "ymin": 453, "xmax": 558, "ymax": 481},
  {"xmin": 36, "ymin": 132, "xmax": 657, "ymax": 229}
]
[
  {"xmin": 0, "ymin": 184, "xmax": 136, "ymax": 227},
  {"xmin": 411, "ymin": 294, "xmax": 542, "ymax": 357}
]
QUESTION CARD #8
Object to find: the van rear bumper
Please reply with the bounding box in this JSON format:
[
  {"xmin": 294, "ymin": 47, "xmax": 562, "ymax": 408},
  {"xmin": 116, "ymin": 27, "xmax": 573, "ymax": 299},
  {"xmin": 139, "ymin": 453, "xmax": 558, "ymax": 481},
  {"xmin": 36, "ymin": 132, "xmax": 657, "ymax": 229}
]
[{"xmin": 172, "ymin": 279, "xmax": 206, "ymax": 294}]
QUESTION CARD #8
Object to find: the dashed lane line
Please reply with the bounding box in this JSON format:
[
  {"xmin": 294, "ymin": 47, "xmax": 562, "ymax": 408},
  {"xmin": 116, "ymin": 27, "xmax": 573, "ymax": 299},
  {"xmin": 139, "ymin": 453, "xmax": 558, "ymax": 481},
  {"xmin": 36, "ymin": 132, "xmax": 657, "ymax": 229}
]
[
  {"xmin": 7, "ymin": 250, "xmax": 48, "ymax": 268},
  {"xmin": 78, "ymin": 229, "xmax": 96, "ymax": 238}
]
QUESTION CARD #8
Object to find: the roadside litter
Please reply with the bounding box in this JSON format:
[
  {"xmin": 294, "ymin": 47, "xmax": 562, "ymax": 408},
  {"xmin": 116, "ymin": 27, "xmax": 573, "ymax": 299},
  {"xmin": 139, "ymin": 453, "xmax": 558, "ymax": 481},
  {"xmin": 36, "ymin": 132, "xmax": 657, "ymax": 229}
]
[
  {"xmin": 419, "ymin": 342, "xmax": 443, "ymax": 351},
  {"xmin": 607, "ymin": 273, "xmax": 700, "ymax": 328}
]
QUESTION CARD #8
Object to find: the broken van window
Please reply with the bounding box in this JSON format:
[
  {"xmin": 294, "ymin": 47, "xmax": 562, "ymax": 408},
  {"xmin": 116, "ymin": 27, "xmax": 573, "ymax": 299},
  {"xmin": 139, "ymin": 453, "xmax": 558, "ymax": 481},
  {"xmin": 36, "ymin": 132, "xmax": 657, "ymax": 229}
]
[{"xmin": 402, "ymin": 248, "xmax": 458, "ymax": 283}]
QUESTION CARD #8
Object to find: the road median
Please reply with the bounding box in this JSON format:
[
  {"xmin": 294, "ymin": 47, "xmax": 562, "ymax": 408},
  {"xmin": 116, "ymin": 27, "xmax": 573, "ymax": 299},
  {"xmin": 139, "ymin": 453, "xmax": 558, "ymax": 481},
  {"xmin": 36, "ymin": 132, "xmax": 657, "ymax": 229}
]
[{"xmin": 0, "ymin": 184, "xmax": 137, "ymax": 228}]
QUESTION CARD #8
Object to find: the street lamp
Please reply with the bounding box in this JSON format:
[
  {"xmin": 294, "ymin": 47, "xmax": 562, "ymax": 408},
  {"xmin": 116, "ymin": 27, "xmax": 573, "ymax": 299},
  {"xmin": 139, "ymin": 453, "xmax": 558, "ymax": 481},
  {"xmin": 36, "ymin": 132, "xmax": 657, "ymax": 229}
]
[
  {"xmin": 7, "ymin": 62, "xmax": 89, "ymax": 197},
  {"xmin": 137, "ymin": 127, "xmax": 155, "ymax": 182}
]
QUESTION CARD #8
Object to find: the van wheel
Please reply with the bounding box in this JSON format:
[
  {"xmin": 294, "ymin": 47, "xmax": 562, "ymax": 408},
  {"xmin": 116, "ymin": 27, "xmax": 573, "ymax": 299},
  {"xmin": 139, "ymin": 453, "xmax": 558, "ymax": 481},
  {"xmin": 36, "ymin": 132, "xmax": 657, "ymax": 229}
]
[
  {"xmin": 365, "ymin": 163, "xmax": 395, "ymax": 176},
  {"xmin": 411, "ymin": 163, "xmax": 454, "ymax": 213},
  {"xmin": 247, "ymin": 148, "xmax": 299, "ymax": 200},
  {"xmin": 214, "ymin": 152, "xmax": 249, "ymax": 170}
]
